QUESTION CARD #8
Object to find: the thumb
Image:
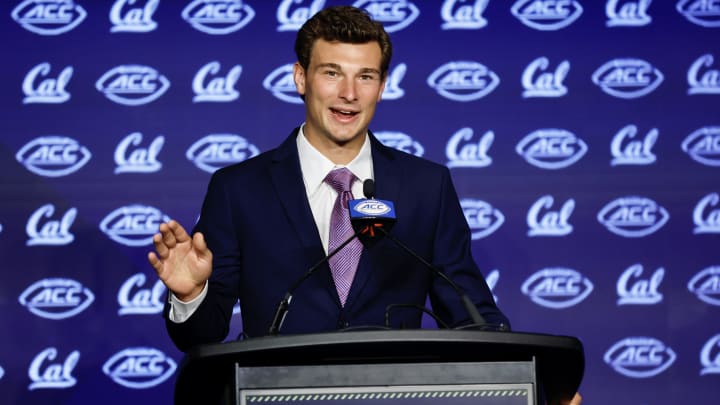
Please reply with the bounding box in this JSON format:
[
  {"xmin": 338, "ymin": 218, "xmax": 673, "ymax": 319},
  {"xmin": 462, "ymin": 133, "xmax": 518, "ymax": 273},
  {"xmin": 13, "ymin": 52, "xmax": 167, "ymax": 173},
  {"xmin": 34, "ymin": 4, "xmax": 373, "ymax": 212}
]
[{"xmin": 192, "ymin": 232, "xmax": 212, "ymax": 261}]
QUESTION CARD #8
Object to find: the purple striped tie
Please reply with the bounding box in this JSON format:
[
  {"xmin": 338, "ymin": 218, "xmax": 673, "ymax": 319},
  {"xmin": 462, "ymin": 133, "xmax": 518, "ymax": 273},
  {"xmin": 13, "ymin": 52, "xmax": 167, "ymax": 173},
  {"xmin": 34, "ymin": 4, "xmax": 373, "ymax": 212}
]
[{"xmin": 324, "ymin": 168, "xmax": 363, "ymax": 306}]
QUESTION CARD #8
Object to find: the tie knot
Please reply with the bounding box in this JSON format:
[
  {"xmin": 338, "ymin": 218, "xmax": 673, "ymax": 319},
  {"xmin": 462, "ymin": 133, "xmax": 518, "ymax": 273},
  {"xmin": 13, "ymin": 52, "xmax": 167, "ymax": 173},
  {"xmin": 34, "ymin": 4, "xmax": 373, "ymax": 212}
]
[{"xmin": 324, "ymin": 168, "xmax": 356, "ymax": 193}]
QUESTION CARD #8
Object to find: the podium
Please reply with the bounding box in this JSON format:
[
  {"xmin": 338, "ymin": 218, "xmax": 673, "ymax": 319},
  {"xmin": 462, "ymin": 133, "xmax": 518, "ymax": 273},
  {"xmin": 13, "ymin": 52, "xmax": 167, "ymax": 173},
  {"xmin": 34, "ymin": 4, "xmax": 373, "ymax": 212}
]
[{"xmin": 173, "ymin": 330, "xmax": 584, "ymax": 405}]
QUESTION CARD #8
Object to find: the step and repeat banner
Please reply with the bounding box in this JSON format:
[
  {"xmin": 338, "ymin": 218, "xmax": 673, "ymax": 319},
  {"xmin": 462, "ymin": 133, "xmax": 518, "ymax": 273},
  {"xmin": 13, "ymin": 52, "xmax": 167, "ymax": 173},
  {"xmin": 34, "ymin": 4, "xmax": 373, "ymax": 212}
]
[{"xmin": 1, "ymin": 0, "xmax": 718, "ymax": 404}]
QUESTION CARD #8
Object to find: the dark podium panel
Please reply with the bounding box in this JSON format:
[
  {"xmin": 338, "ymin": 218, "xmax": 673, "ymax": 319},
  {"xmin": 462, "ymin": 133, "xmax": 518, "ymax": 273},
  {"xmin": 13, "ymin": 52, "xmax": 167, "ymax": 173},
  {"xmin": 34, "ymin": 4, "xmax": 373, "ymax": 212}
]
[{"xmin": 174, "ymin": 330, "xmax": 584, "ymax": 405}]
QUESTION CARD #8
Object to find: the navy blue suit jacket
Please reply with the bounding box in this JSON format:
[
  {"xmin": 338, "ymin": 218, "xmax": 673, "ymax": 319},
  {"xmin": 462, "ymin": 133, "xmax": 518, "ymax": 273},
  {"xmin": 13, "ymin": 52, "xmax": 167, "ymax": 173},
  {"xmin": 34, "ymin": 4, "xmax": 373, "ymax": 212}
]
[{"xmin": 165, "ymin": 129, "xmax": 508, "ymax": 351}]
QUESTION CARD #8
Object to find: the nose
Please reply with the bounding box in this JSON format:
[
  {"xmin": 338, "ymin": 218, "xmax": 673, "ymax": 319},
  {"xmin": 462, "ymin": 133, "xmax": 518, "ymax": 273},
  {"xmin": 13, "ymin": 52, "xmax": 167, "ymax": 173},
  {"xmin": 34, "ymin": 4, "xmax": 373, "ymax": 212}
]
[{"xmin": 338, "ymin": 77, "xmax": 357, "ymax": 102}]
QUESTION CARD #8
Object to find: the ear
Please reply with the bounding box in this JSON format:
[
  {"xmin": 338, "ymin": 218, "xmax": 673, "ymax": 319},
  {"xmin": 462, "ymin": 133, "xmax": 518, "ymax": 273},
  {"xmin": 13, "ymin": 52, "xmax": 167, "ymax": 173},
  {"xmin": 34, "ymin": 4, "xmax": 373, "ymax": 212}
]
[{"xmin": 293, "ymin": 62, "xmax": 306, "ymax": 96}]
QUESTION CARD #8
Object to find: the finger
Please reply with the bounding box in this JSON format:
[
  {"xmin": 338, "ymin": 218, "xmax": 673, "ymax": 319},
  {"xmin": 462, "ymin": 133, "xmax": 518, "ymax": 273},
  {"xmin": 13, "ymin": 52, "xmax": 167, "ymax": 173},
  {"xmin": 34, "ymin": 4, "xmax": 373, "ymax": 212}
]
[
  {"xmin": 147, "ymin": 251, "xmax": 162, "ymax": 274},
  {"xmin": 161, "ymin": 222, "xmax": 178, "ymax": 248},
  {"xmin": 193, "ymin": 232, "xmax": 212, "ymax": 261},
  {"xmin": 168, "ymin": 220, "xmax": 192, "ymax": 244},
  {"xmin": 152, "ymin": 232, "xmax": 169, "ymax": 259}
]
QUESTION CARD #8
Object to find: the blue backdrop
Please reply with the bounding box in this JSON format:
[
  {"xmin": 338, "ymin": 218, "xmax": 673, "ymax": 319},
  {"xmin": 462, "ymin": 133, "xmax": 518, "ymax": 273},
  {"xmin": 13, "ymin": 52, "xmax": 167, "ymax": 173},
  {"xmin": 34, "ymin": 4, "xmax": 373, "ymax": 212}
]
[{"xmin": 1, "ymin": 1, "xmax": 719, "ymax": 404}]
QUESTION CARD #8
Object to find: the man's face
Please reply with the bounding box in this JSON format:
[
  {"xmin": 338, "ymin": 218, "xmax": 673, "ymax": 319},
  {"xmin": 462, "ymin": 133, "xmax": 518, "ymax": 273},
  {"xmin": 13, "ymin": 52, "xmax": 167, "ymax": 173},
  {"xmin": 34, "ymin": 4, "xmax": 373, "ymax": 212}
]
[{"xmin": 294, "ymin": 39, "xmax": 386, "ymax": 153}]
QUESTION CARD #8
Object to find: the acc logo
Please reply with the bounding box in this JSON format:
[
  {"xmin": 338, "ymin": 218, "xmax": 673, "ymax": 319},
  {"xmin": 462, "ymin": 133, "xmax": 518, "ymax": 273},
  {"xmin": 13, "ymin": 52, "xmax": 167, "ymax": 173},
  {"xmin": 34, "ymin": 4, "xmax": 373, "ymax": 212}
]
[
  {"xmin": 592, "ymin": 58, "xmax": 664, "ymax": 99},
  {"xmin": 110, "ymin": 0, "xmax": 159, "ymax": 33},
  {"xmin": 352, "ymin": 200, "xmax": 392, "ymax": 216},
  {"xmin": 441, "ymin": 0, "xmax": 489, "ymax": 30},
  {"xmin": 688, "ymin": 54, "xmax": 720, "ymax": 95},
  {"xmin": 16, "ymin": 136, "xmax": 91, "ymax": 177},
  {"xmin": 611, "ymin": 125, "xmax": 658, "ymax": 166},
  {"xmin": 100, "ymin": 205, "xmax": 170, "ymax": 246},
  {"xmin": 103, "ymin": 347, "xmax": 177, "ymax": 389},
  {"xmin": 682, "ymin": 126, "xmax": 720, "ymax": 166},
  {"xmin": 12, "ymin": 0, "xmax": 87, "ymax": 35},
  {"xmin": 597, "ymin": 196, "xmax": 669, "ymax": 237},
  {"xmin": 427, "ymin": 61, "xmax": 500, "ymax": 102},
  {"xmin": 694, "ymin": 193, "xmax": 720, "ymax": 234},
  {"xmin": 354, "ymin": 0, "xmax": 420, "ymax": 33},
  {"xmin": 701, "ymin": 334, "xmax": 720, "ymax": 375},
  {"xmin": 28, "ymin": 348, "xmax": 80, "ymax": 390},
  {"xmin": 26, "ymin": 204, "xmax": 77, "ymax": 246},
  {"xmin": 604, "ymin": 337, "xmax": 676, "ymax": 378},
  {"xmin": 375, "ymin": 131, "xmax": 424, "ymax": 156},
  {"xmin": 263, "ymin": 64, "xmax": 301, "ymax": 104},
  {"xmin": 19, "ymin": 278, "xmax": 95, "ymax": 320},
  {"xmin": 522, "ymin": 57, "xmax": 569, "ymax": 98},
  {"xmin": 23, "ymin": 62, "xmax": 72, "ymax": 104},
  {"xmin": 182, "ymin": 0, "xmax": 255, "ymax": 34},
  {"xmin": 606, "ymin": 0, "xmax": 652, "ymax": 27},
  {"xmin": 460, "ymin": 199, "xmax": 504, "ymax": 240},
  {"xmin": 677, "ymin": 0, "xmax": 720, "ymax": 27},
  {"xmin": 381, "ymin": 63, "xmax": 407, "ymax": 100},
  {"xmin": 446, "ymin": 128, "xmax": 493, "ymax": 168},
  {"xmin": 511, "ymin": 0, "xmax": 583, "ymax": 31},
  {"xmin": 516, "ymin": 129, "xmax": 587, "ymax": 170},
  {"xmin": 115, "ymin": 132, "xmax": 164, "ymax": 174},
  {"xmin": 193, "ymin": 61, "xmax": 242, "ymax": 102},
  {"xmin": 277, "ymin": 0, "xmax": 324, "ymax": 31},
  {"xmin": 527, "ymin": 195, "xmax": 575, "ymax": 237},
  {"xmin": 688, "ymin": 266, "xmax": 720, "ymax": 306},
  {"xmin": 96, "ymin": 65, "xmax": 170, "ymax": 106},
  {"xmin": 616, "ymin": 264, "xmax": 664, "ymax": 305},
  {"xmin": 187, "ymin": 134, "xmax": 260, "ymax": 173},
  {"xmin": 521, "ymin": 268, "xmax": 593, "ymax": 309},
  {"xmin": 118, "ymin": 273, "xmax": 166, "ymax": 315}
]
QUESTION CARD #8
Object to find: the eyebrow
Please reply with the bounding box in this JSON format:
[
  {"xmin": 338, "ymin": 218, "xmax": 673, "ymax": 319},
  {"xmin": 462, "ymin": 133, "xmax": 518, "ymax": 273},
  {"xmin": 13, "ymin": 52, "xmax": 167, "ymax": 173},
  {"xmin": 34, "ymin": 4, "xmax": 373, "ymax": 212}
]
[{"xmin": 317, "ymin": 63, "xmax": 381, "ymax": 76}]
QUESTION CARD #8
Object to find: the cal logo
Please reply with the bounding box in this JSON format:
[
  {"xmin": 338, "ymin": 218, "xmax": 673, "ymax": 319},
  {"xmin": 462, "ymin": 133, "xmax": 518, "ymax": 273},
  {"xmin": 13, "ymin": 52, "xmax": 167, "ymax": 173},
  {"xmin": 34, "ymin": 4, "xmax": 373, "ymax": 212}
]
[
  {"xmin": 12, "ymin": 0, "xmax": 87, "ymax": 35},
  {"xmin": 26, "ymin": 203, "xmax": 77, "ymax": 246},
  {"xmin": 375, "ymin": 131, "xmax": 424, "ymax": 157},
  {"xmin": 276, "ymin": 0, "xmax": 324, "ymax": 31},
  {"xmin": 522, "ymin": 57, "xmax": 570, "ymax": 98},
  {"xmin": 110, "ymin": 0, "xmax": 159, "ymax": 33},
  {"xmin": 19, "ymin": 278, "xmax": 95, "ymax": 320},
  {"xmin": 521, "ymin": 268, "xmax": 593, "ymax": 309},
  {"xmin": 682, "ymin": 126, "xmax": 720, "ymax": 166},
  {"xmin": 381, "ymin": 63, "xmax": 406, "ymax": 100},
  {"xmin": 114, "ymin": 132, "xmax": 164, "ymax": 174},
  {"xmin": 16, "ymin": 136, "xmax": 91, "ymax": 178},
  {"xmin": 604, "ymin": 337, "xmax": 676, "ymax": 378},
  {"xmin": 677, "ymin": 0, "xmax": 720, "ymax": 27},
  {"xmin": 441, "ymin": 0, "xmax": 489, "ymax": 30},
  {"xmin": 100, "ymin": 204, "xmax": 170, "ymax": 247},
  {"xmin": 688, "ymin": 53, "xmax": 720, "ymax": 95},
  {"xmin": 606, "ymin": 0, "xmax": 652, "ymax": 27},
  {"xmin": 427, "ymin": 61, "xmax": 500, "ymax": 102},
  {"xmin": 446, "ymin": 128, "xmax": 493, "ymax": 168},
  {"xmin": 511, "ymin": 0, "xmax": 583, "ymax": 31},
  {"xmin": 263, "ymin": 64, "xmax": 302, "ymax": 104},
  {"xmin": 118, "ymin": 273, "xmax": 166, "ymax": 315},
  {"xmin": 460, "ymin": 199, "xmax": 504, "ymax": 240},
  {"xmin": 103, "ymin": 347, "xmax": 177, "ymax": 389},
  {"xmin": 616, "ymin": 264, "xmax": 664, "ymax": 305},
  {"xmin": 28, "ymin": 348, "xmax": 80, "ymax": 390},
  {"xmin": 182, "ymin": 0, "xmax": 255, "ymax": 35},
  {"xmin": 688, "ymin": 266, "xmax": 720, "ymax": 306},
  {"xmin": 526, "ymin": 195, "xmax": 575, "ymax": 237},
  {"xmin": 592, "ymin": 58, "xmax": 664, "ymax": 99},
  {"xmin": 610, "ymin": 124, "xmax": 658, "ymax": 166},
  {"xmin": 23, "ymin": 62, "xmax": 72, "ymax": 104},
  {"xmin": 353, "ymin": 0, "xmax": 420, "ymax": 33},
  {"xmin": 516, "ymin": 129, "xmax": 587, "ymax": 170},
  {"xmin": 694, "ymin": 192, "xmax": 720, "ymax": 234},
  {"xmin": 187, "ymin": 134, "xmax": 260, "ymax": 173},
  {"xmin": 700, "ymin": 334, "xmax": 720, "ymax": 375},
  {"xmin": 193, "ymin": 61, "xmax": 242, "ymax": 102},
  {"xmin": 597, "ymin": 196, "xmax": 669, "ymax": 237},
  {"xmin": 96, "ymin": 65, "xmax": 170, "ymax": 106}
]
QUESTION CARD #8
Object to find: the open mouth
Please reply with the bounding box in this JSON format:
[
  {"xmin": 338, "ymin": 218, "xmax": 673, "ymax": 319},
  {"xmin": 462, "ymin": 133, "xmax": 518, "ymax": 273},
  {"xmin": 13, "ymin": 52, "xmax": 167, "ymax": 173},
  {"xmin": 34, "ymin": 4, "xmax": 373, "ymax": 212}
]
[{"xmin": 330, "ymin": 108, "xmax": 359, "ymax": 118}]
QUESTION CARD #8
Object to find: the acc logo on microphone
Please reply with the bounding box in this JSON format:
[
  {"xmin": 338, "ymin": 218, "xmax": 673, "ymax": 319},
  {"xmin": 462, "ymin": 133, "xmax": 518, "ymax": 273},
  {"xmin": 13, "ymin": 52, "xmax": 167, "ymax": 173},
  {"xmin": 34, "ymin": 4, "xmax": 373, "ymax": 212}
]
[
  {"xmin": 19, "ymin": 278, "xmax": 95, "ymax": 320},
  {"xmin": 677, "ymin": 0, "xmax": 720, "ymax": 27},
  {"xmin": 16, "ymin": 136, "xmax": 91, "ymax": 177},
  {"xmin": 427, "ymin": 61, "xmax": 500, "ymax": 102},
  {"xmin": 604, "ymin": 337, "xmax": 676, "ymax": 378},
  {"xmin": 186, "ymin": 134, "xmax": 260, "ymax": 173},
  {"xmin": 354, "ymin": 0, "xmax": 420, "ymax": 33},
  {"xmin": 96, "ymin": 65, "xmax": 170, "ymax": 106},
  {"xmin": 701, "ymin": 334, "xmax": 720, "ymax": 375},
  {"xmin": 516, "ymin": 129, "xmax": 587, "ymax": 170},
  {"xmin": 351, "ymin": 200, "xmax": 393, "ymax": 216},
  {"xmin": 375, "ymin": 131, "xmax": 424, "ymax": 157},
  {"xmin": 182, "ymin": 0, "xmax": 255, "ymax": 34},
  {"xmin": 694, "ymin": 192, "xmax": 720, "ymax": 234},
  {"xmin": 26, "ymin": 204, "xmax": 77, "ymax": 246},
  {"xmin": 616, "ymin": 264, "xmax": 664, "ymax": 305},
  {"xmin": 682, "ymin": 126, "xmax": 720, "ymax": 167},
  {"xmin": 606, "ymin": 0, "xmax": 652, "ymax": 27},
  {"xmin": 521, "ymin": 268, "xmax": 593, "ymax": 309},
  {"xmin": 118, "ymin": 273, "xmax": 166, "ymax": 315},
  {"xmin": 100, "ymin": 205, "xmax": 170, "ymax": 247},
  {"xmin": 12, "ymin": 0, "xmax": 87, "ymax": 35},
  {"xmin": 276, "ymin": 0, "xmax": 324, "ymax": 31},
  {"xmin": 461, "ymin": 199, "xmax": 504, "ymax": 240},
  {"xmin": 193, "ymin": 61, "xmax": 242, "ymax": 103},
  {"xmin": 688, "ymin": 266, "xmax": 720, "ymax": 306},
  {"xmin": 446, "ymin": 128, "xmax": 493, "ymax": 168},
  {"xmin": 610, "ymin": 125, "xmax": 658, "ymax": 166},
  {"xmin": 687, "ymin": 53, "xmax": 720, "ymax": 95},
  {"xmin": 441, "ymin": 0, "xmax": 489, "ymax": 30},
  {"xmin": 23, "ymin": 62, "xmax": 73, "ymax": 104},
  {"xmin": 103, "ymin": 347, "xmax": 177, "ymax": 389},
  {"xmin": 597, "ymin": 196, "xmax": 669, "ymax": 237},
  {"xmin": 511, "ymin": 0, "xmax": 583, "ymax": 31},
  {"xmin": 592, "ymin": 58, "xmax": 664, "ymax": 99},
  {"xmin": 263, "ymin": 64, "xmax": 302, "ymax": 104},
  {"xmin": 28, "ymin": 348, "xmax": 80, "ymax": 390},
  {"xmin": 110, "ymin": 0, "xmax": 159, "ymax": 33}
]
